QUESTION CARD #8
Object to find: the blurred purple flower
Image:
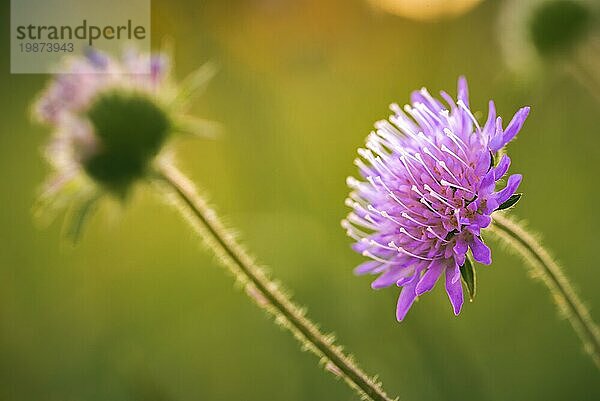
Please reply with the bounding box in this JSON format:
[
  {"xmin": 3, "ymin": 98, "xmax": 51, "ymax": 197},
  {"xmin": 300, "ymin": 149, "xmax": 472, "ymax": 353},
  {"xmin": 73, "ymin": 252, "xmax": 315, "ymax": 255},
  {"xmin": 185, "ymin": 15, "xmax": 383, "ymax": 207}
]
[
  {"xmin": 34, "ymin": 49, "xmax": 169, "ymax": 126},
  {"xmin": 343, "ymin": 77, "xmax": 529, "ymax": 321},
  {"xmin": 33, "ymin": 49, "xmax": 217, "ymax": 240}
]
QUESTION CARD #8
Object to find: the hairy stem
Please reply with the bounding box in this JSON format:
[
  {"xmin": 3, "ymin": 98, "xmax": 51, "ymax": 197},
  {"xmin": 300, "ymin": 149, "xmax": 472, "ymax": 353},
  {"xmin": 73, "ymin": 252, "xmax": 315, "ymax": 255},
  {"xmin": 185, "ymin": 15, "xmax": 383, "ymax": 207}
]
[
  {"xmin": 490, "ymin": 213, "xmax": 600, "ymax": 369},
  {"xmin": 153, "ymin": 161, "xmax": 396, "ymax": 401}
]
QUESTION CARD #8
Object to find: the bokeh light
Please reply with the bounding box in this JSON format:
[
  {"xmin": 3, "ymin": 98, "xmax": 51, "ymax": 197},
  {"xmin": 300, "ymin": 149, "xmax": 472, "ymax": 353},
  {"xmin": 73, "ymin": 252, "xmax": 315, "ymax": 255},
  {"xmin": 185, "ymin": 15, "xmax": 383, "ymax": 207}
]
[{"xmin": 368, "ymin": 0, "xmax": 483, "ymax": 21}]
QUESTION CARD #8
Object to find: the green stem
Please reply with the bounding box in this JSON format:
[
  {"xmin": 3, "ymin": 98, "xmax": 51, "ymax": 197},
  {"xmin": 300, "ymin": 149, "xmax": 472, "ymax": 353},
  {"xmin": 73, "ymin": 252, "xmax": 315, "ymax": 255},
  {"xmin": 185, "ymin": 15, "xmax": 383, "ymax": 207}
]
[
  {"xmin": 490, "ymin": 213, "xmax": 600, "ymax": 369},
  {"xmin": 153, "ymin": 161, "xmax": 397, "ymax": 401}
]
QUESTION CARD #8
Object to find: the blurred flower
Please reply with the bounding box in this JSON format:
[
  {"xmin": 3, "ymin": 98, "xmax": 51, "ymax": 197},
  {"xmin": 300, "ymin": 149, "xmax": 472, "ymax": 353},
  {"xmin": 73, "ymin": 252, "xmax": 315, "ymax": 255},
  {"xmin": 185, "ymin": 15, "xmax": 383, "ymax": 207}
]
[
  {"xmin": 33, "ymin": 48, "xmax": 218, "ymax": 240},
  {"xmin": 342, "ymin": 77, "xmax": 529, "ymax": 321},
  {"xmin": 368, "ymin": 0, "xmax": 483, "ymax": 21},
  {"xmin": 499, "ymin": 0, "xmax": 599, "ymax": 82}
]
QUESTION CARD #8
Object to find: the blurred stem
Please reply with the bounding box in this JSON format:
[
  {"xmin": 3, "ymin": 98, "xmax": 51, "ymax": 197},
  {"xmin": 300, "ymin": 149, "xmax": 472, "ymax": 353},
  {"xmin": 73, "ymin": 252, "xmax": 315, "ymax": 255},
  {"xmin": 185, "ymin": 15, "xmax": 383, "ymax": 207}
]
[
  {"xmin": 490, "ymin": 214, "xmax": 600, "ymax": 370},
  {"xmin": 565, "ymin": 59, "xmax": 600, "ymax": 103},
  {"xmin": 153, "ymin": 161, "xmax": 396, "ymax": 401},
  {"xmin": 566, "ymin": 43, "xmax": 600, "ymax": 103}
]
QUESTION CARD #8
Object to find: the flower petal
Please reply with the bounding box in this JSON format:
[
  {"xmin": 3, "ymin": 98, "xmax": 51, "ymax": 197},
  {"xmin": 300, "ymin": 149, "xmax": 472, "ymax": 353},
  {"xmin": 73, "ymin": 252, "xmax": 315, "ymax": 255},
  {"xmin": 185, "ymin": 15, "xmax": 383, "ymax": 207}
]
[
  {"xmin": 372, "ymin": 268, "xmax": 403, "ymax": 289},
  {"xmin": 396, "ymin": 274, "xmax": 419, "ymax": 321},
  {"xmin": 469, "ymin": 236, "xmax": 492, "ymax": 265},
  {"xmin": 449, "ymin": 264, "xmax": 461, "ymax": 284},
  {"xmin": 453, "ymin": 235, "xmax": 468, "ymax": 255},
  {"xmin": 354, "ymin": 261, "xmax": 381, "ymax": 275},
  {"xmin": 478, "ymin": 170, "xmax": 496, "ymax": 196},
  {"xmin": 445, "ymin": 267, "xmax": 464, "ymax": 315},
  {"xmin": 494, "ymin": 174, "xmax": 522, "ymax": 205},
  {"xmin": 489, "ymin": 116, "xmax": 504, "ymax": 151},
  {"xmin": 483, "ymin": 100, "xmax": 496, "ymax": 136},
  {"xmin": 473, "ymin": 212, "xmax": 492, "ymax": 229},
  {"xmin": 475, "ymin": 149, "xmax": 492, "ymax": 177},
  {"xmin": 415, "ymin": 261, "xmax": 444, "ymax": 296},
  {"xmin": 493, "ymin": 154, "xmax": 511, "ymax": 180},
  {"xmin": 501, "ymin": 107, "xmax": 530, "ymax": 146},
  {"xmin": 411, "ymin": 88, "xmax": 444, "ymax": 113},
  {"xmin": 457, "ymin": 76, "xmax": 469, "ymax": 107}
]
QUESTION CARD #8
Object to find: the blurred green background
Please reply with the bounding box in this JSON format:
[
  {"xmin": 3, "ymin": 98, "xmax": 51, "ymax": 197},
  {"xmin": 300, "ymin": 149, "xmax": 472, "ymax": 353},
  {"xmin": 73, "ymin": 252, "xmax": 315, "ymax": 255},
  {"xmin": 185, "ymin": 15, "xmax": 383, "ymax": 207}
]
[{"xmin": 1, "ymin": 0, "xmax": 599, "ymax": 400}]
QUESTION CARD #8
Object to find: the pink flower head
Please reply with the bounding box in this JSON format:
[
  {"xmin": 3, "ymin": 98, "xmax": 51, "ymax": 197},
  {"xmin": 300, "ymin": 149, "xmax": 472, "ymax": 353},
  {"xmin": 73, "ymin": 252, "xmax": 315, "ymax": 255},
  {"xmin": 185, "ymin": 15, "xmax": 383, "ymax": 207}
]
[{"xmin": 343, "ymin": 77, "xmax": 529, "ymax": 321}]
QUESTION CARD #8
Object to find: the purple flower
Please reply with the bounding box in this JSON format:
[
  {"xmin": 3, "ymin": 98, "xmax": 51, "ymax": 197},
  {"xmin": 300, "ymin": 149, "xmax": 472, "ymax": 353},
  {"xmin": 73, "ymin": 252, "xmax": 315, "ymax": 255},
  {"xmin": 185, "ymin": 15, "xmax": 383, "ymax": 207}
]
[{"xmin": 342, "ymin": 77, "xmax": 529, "ymax": 321}]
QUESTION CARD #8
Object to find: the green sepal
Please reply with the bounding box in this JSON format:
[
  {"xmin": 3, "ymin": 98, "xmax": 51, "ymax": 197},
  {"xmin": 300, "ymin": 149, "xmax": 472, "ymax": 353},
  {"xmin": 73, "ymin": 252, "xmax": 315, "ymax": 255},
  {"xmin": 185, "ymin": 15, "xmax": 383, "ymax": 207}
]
[
  {"xmin": 460, "ymin": 256, "xmax": 476, "ymax": 302},
  {"xmin": 64, "ymin": 193, "xmax": 101, "ymax": 243},
  {"xmin": 173, "ymin": 62, "xmax": 218, "ymax": 107},
  {"xmin": 84, "ymin": 90, "xmax": 170, "ymax": 194},
  {"xmin": 497, "ymin": 193, "xmax": 522, "ymax": 211},
  {"xmin": 172, "ymin": 115, "xmax": 222, "ymax": 139}
]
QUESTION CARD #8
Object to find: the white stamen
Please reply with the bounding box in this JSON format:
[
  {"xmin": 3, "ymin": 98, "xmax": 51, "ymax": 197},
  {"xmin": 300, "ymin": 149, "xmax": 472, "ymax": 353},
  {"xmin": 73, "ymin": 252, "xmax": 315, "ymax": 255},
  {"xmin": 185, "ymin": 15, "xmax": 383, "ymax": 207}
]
[
  {"xmin": 345, "ymin": 229, "xmax": 363, "ymax": 242},
  {"xmin": 375, "ymin": 176, "xmax": 409, "ymax": 209},
  {"xmin": 426, "ymin": 227, "xmax": 448, "ymax": 242},
  {"xmin": 415, "ymin": 102, "xmax": 443, "ymax": 124},
  {"xmin": 364, "ymin": 214, "xmax": 378, "ymax": 225},
  {"xmin": 440, "ymin": 179, "xmax": 474, "ymax": 194},
  {"xmin": 437, "ymin": 160, "xmax": 462, "ymax": 184},
  {"xmin": 419, "ymin": 198, "xmax": 445, "ymax": 218},
  {"xmin": 423, "ymin": 184, "xmax": 454, "ymax": 208},
  {"xmin": 369, "ymin": 239, "xmax": 396, "ymax": 251},
  {"xmin": 411, "ymin": 184, "xmax": 425, "ymax": 197},
  {"xmin": 457, "ymin": 99, "xmax": 482, "ymax": 132},
  {"xmin": 362, "ymin": 250, "xmax": 392, "ymax": 264},
  {"xmin": 443, "ymin": 128, "xmax": 469, "ymax": 158},
  {"xmin": 374, "ymin": 156, "xmax": 403, "ymax": 180},
  {"xmin": 440, "ymin": 144, "xmax": 470, "ymax": 168},
  {"xmin": 347, "ymin": 213, "xmax": 377, "ymax": 230},
  {"xmin": 405, "ymin": 104, "xmax": 436, "ymax": 133},
  {"xmin": 368, "ymin": 203, "xmax": 403, "ymax": 225},
  {"xmin": 389, "ymin": 114, "xmax": 420, "ymax": 141},
  {"xmin": 341, "ymin": 219, "xmax": 372, "ymax": 240},
  {"xmin": 399, "ymin": 227, "xmax": 425, "ymax": 242},
  {"xmin": 401, "ymin": 212, "xmax": 430, "ymax": 227},
  {"xmin": 346, "ymin": 176, "xmax": 361, "ymax": 189},
  {"xmin": 388, "ymin": 241, "xmax": 442, "ymax": 261},
  {"xmin": 414, "ymin": 152, "xmax": 439, "ymax": 182},
  {"xmin": 399, "ymin": 155, "xmax": 419, "ymax": 184}
]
